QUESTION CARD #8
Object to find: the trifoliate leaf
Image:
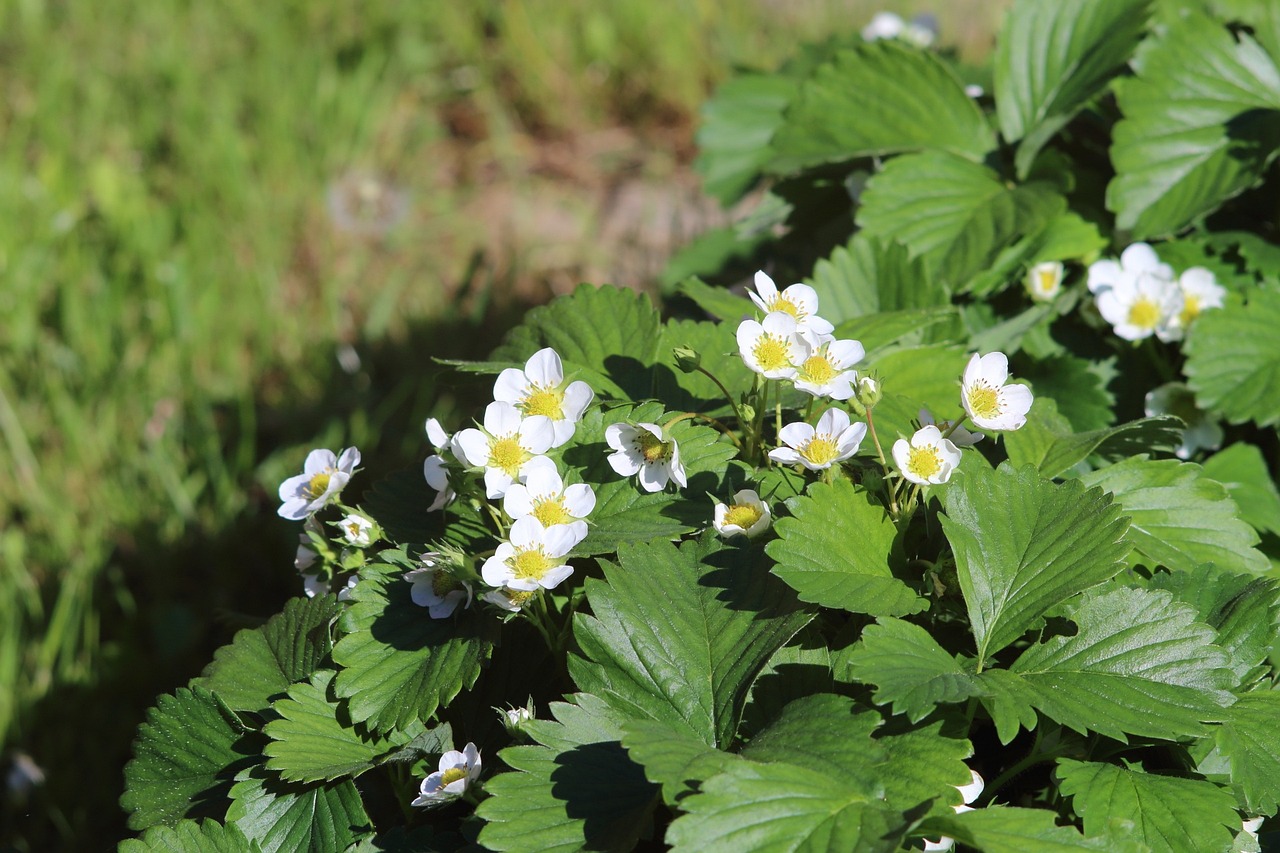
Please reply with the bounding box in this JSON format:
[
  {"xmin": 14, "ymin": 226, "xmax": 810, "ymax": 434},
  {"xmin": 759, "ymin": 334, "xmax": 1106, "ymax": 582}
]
[
  {"xmin": 1004, "ymin": 396, "xmax": 1182, "ymax": 480},
  {"xmin": 1203, "ymin": 443, "xmax": 1280, "ymax": 536},
  {"xmin": 838, "ymin": 618, "xmax": 985, "ymax": 722},
  {"xmin": 995, "ymin": 0, "xmax": 1152, "ymax": 177},
  {"xmin": 1215, "ymin": 691, "xmax": 1280, "ymax": 814},
  {"xmin": 226, "ymin": 766, "xmax": 371, "ymax": 853},
  {"xmin": 1147, "ymin": 566, "xmax": 1280, "ymax": 684},
  {"xmin": 331, "ymin": 567, "xmax": 496, "ymax": 734},
  {"xmin": 1081, "ymin": 456, "xmax": 1268, "ymax": 575},
  {"xmin": 983, "ymin": 586, "xmax": 1235, "ymax": 742},
  {"xmin": 571, "ymin": 535, "xmax": 811, "ymax": 747},
  {"xmin": 1185, "ymin": 287, "xmax": 1280, "ymax": 428},
  {"xmin": 118, "ymin": 820, "xmax": 260, "ymax": 853},
  {"xmin": 1108, "ymin": 13, "xmax": 1280, "ymax": 237},
  {"xmin": 806, "ymin": 233, "xmax": 947, "ymax": 326},
  {"xmin": 695, "ymin": 73, "xmax": 799, "ymax": 204},
  {"xmin": 194, "ymin": 595, "xmax": 339, "ymax": 713},
  {"xmin": 489, "ymin": 283, "xmax": 663, "ymax": 401},
  {"xmin": 917, "ymin": 806, "xmax": 1126, "ymax": 852},
  {"xmin": 770, "ymin": 40, "xmax": 994, "ymax": 171},
  {"xmin": 1056, "ymin": 758, "xmax": 1240, "ymax": 852},
  {"xmin": 263, "ymin": 671, "xmax": 425, "ymax": 783},
  {"xmin": 621, "ymin": 720, "xmax": 738, "ymax": 808},
  {"xmin": 121, "ymin": 686, "xmax": 258, "ymax": 830},
  {"xmin": 856, "ymin": 150, "xmax": 1063, "ymax": 288},
  {"xmin": 476, "ymin": 694, "xmax": 660, "ymax": 853},
  {"xmin": 767, "ymin": 478, "xmax": 925, "ymax": 618},
  {"xmin": 941, "ymin": 463, "xmax": 1130, "ymax": 666}
]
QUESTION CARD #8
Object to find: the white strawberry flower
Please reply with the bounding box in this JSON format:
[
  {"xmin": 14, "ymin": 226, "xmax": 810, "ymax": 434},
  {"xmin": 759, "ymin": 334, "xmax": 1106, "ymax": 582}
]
[
  {"xmin": 919, "ymin": 408, "xmax": 983, "ymax": 447},
  {"xmin": 1162, "ymin": 266, "xmax": 1227, "ymax": 341},
  {"xmin": 1144, "ymin": 382, "xmax": 1223, "ymax": 460},
  {"xmin": 961, "ymin": 352, "xmax": 1033, "ymax": 431},
  {"xmin": 769, "ymin": 408, "xmax": 867, "ymax": 471},
  {"xmin": 422, "ymin": 418, "xmax": 456, "ymax": 512},
  {"xmin": 1087, "ymin": 242, "xmax": 1173, "ymax": 294},
  {"xmin": 749, "ymin": 271, "xmax": 834, "ymax": 334},
  {"xmin": 453, "ymin": 402, "xmax": 555, "ymax": 499},
  {"xmin": 503, "ymin": 464, "xmax": 594, "ymax": 542},
  {"xmin": 1025, "ymin": 261, "xmax": 1064, "ymax": 302},
  {"xmin": 481, "ymin": 516, "xmax": 585, "ymax": 592},
  {"xmin": 605, "ymin": 422, "xmax": 687, "ymax": 492},
  {"xmin": 1094, "ymin": 270, "xmax": 1183, "ymax": 342},
  {"xmin": 494, "ymin": 348, "xmax": 594, "ymax": 447},
  {"xmin": 411, "ymin": 743, "xmax": 482, "ymax": 806},
  {"xmin": 737, "ymin": 312, "xmax": 805, "ymax": 380},
  {"xmin": 339, "ymin": 513, "xmax": 375, "ymax": 547},
  {"xmin": 924, "ymin": 770, "xmax": 985, "ymax": 852},
  {"xmin": 713, "ymin": 489, "xmax": 772, "ymax": 539},
  {"xmin": 482, "ymin": 586, "xmax": 539, "ymax": 613},
  {"xmin": 277, "ymin": 447, "xmax": 361, "ymax": 520},
  {"xmin": 791, "ymin": 331, "xmax": 865, "ymax": 400},
  {"xmin": 893, "ymin": 425, "xmax": 962, "ymax": 486},
  {"xmin": 405, "ymin": 553, "xmax": 473, "ymax": 619},
  {"xmin": 1242, "ymin": 816, "xmax": 1264, "ymax": 844}
]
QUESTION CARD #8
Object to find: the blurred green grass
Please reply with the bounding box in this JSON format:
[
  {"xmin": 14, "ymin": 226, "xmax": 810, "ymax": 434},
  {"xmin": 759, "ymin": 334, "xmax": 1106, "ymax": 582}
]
[{"xmin": 0, "ymin": 0, "xmax": 1007, "ymax": 846}]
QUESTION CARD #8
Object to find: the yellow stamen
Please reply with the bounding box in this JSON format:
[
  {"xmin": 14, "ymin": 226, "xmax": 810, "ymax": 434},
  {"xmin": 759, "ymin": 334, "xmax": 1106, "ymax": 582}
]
[
  {"xmin": 771, "ymin": 295, "xmax": 804, "ymax": 319},
  {"xmin": 1036, "ymin": 269, "xmax": 1058, "ymax": 294},
  {"xmin": 509, "ymin": 548, "xmax": 554, "ymax": 582},
  {"xmin": 438, "ymin": 767, "xmax": 468, "ymax": 788},
  {"xmin": 1178, "ymin": 295, "xmax": 1201, "ymax": 327},
  {"xmin": 753, "ymin": 334, "xmax": 792, "ymax": 372},
  {"xmin": 802, "ymin": 436, "xmax": 839, "ymax": 467},
  {"xmin": 306, "ymin": 471, "xmax": 332, "ymax": 499},
  {"xmin": 488, "ymin": 436, "xmax": 528, "ymax": 476},
  {"xmin": 432, "ymin": 571, "xmax": 462, "ymax": 597},
  {"xmin": 1127, "ymin": 297, "xmax": 1160, "ymax": 330},
  {"xmin": 723, "ymin": 504, "xmax": 763, "ymax": 529},
  {"xmin": 634, "ymin": 430, "xmax": 671, "ymax": 464},
  {"xmin": 532, "ymin": 498, "xmax": 573, "ymax": 527},
  {"xmin": 967, "ymin": 384, "xmax": 1001, "ymax": 420},
  {"xmin": 908, "ymin": 445, "xmax": 942, "ymax": 480},
  {"xmin": 798, "ymin": 354, "xmax": 837, "ymax": 385},
  {"xmin": 522, "ymin": 386, "xmax": 565, "ymax": 419}
]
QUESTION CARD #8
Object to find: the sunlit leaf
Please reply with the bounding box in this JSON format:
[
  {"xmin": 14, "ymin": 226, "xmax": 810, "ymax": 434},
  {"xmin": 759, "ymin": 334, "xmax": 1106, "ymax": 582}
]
[
  {"xmin": 839, "ymin": 618, "xmax": 984, "ymax": 722},
  {"xmin": 226, "ymin": 767, "xmax": 371, "ymax": 853},
  {"xmin": 1215, "ymin": 690, "xmax": 1280, "ymax": 814},
  {"xmin": 1185, "ymin": 287, "xmax": 1280, "ymax": 428}
]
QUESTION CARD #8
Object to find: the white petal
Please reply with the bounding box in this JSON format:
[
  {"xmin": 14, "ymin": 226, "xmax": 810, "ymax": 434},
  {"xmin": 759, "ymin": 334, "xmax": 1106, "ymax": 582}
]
[
  {"xmin": 521, "ymin": 464, "xmax": 563, "ymax": 498},
  {"xmin": 508, "ymin": 516, "xmax": 546, "ymax": 548},
  {"xmin": 803, "ymin": 314, "xmax": 835, "ymax": 335},
  {"xmin": 484, "ymin": 401, "xmax": 522, "ymax": 436},
  {"xmin": 835, "ymin": 421, "xmax": 868, "ymax": 456},
  {"xmin": 769, "ymin": 447, "xmax": 803, "ymax": 465},
  {"xmin": 337, "ymin": 447, "xmax": 361, "ymax": 472},
  {"xmin": 760, "ymin": 311, "xmax": 799, "ymax": 336},
  {"xmin": 562, "ymin": 483, "xmax": 596, "ymax": 517},
  {"xmin": 425, "ymin": 418, "xmax": 449, "ymax": 449},
  {"xmin": 304, "ymin": 448, "xmax": 337, "ymax": 475},
  {"xmin": 493, "ymin": 368, "xmax": 528, "ymax": 404},
  {"xmin": 542, "ymin": 522, "xmax": 585, "ymax": 557},
  {"xmin": 826, "ymin": 338, "xmax": 865, "ymax": 367},
  {"xmin": 503, "ymin": 484, "xmax": 535, "ymax": 519},
  {"xmin": 483, "ymin": 467, "xmax": 514, "ymax": 499},
  {"xmin": 777, "ymin": 421, "xmax": 815, "ymax": 449},
  {"xmin": 539, "ymin": 564, "xmax": 574, "ymax": 590},
  {"xmin": 481, "ymin": 553, "xmax": 513, "ymax": 587},
  {"xmin": 1086, "ymin": 258, "xmax": 1122, "ymax": 293},
  {"xmin": 607, "ymin": 449, "xmax": 642, "ymax": 477},
  {"xmin": 519, "ymin": 415, "xmax": 555, "ymax": 453},
  {"xmin": 957, "ymin": 770, "xmax": 984, "ymax": 804},
  {"xmin": 548, "ymin": 419, "xmax": 576, "ymax": 448},
  {"xmin": 604, "ymin": 423, "xmax": 633, "ymax": 452},
  {"xmin": 816, "ymin": 407, "xmax": 851, "ymax": 435},
  {"xmin": 423, "ymin": 455, "xmax": 449, "ymax": 490},
  {"xmin": 781, "ymin": 283, "xmax": 820, "ymax": 317},
  {"xmin": 713, "ymin": 503, "xmax": 730, "ymax": 534},
  {"xmin": 279, "ymin": 472, "xmax": 310, "ymax": 503},
  {"xmin": 974, "ymin": 352, "xmax": 1009, "ymax": 385},
  {"xmin": 669, "ymin": 445, "xmax": 687, "ymax": 488},
  {"xmin": 561, "ymin": 381, "xmax": 594, "ymax": 420},
  {"xmin": 524, "ymin": 348, "xmax": 564, "ymax": 386},
  {"xmin": 463, "ymin": 743, "xmax": 482, "ymax": 775},
  {"xmin": 753, "ymin": 270, "xmax": 779, "ymax": 300},
  {"xmin": 637, "ymin": 461, "xmax": 669, "ymax": 492},
  {"xmin": 453, "ymin": 429, "xmax": 491, "ymax": 468},
  {"xmin": 1120, "ymin": 242, "xmax": 1162, "ymax": 275}
]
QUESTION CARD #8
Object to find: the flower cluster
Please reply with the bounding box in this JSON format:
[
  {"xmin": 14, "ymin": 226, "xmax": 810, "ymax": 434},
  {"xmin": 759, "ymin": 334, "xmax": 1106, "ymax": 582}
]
[
  {"xmin": 277, "ymin": 449, "xmax": 375, "ymax": 598},
  {"xmin": 1088, "ymin": 243, "xmax": 1225, "ymax": 342},
  {"xmin": 861, "ymin": 10, "xmax": 937, "ymax": 46}
]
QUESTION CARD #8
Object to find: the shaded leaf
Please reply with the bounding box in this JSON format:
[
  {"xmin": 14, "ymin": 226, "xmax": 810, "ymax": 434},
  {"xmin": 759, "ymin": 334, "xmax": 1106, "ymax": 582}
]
[
  {"xmin": 1202, "ymin": 442, "xmax": 1280, "ymax": 536},
  {"xmin": 918, "ymin": 806, "xmax": 1125, "ymax": 852},
  {"xmin": 1004, "ymin": 396, "xmax": 1182, "ymax": 479},
  {"xmin": 118, "ymin": 820, "xmax": 261, "ymax": 853},
  {"xmin": 226, "ymin": 767, "xmax": 371, "ymax": 853},
  {"xmin": 1215, "ymin": 690, "xmax": 1280, "ymax": 814},
  {"xmin": 696, "ymin": 74, "xmax": 799, "ymax": 204},
  {"xmin": 1185, "ymin": 288, "xmax": 1280, "ymax": 428}
]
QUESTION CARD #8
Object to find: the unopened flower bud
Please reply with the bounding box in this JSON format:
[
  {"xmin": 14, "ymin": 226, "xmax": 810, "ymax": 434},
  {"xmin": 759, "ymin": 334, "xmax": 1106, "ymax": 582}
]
[
  {"xmin": 856, "ymin": 375, "xmax": 882, "ymax": 408},
  {"xmin": 496, "ymin": 700, "xmax": 536, "ymax": 740},
  {"xmin": 672, "ymin": 346, "xmax": 701, "ymax": 373}
]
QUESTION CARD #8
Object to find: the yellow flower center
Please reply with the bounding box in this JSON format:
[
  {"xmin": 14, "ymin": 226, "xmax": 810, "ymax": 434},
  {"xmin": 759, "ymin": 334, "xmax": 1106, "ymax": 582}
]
[
  {"xmin": 802, "ymin": 436, "xmax": 839, "ymax": 467},
  {"xmin": 1178, "ymin": 295, "xmax": 1201, "ymax": 327},
  {"xmin": 509, "ymin": 547, "xmax": 555, "ymax": 582},
  {"xmin": 966, "ymin": 383, "xmax": 1002, "ymax": 420},
  {"xmin": 345, "ymin": 521, "xmax": 363, "ymax": 539},
  {"xmin": 908, "ymin": 445, "xmax": 942, "ymax": 480},
  {"xmin": 522, "ymin": 385, "xmax": 565, "ymax": 419},
  {"xmin": 306, "ymin": 471, "xmax": 332, "ymax": 499},
  {"xmin": 432, "ymin": 571, "xmax": 462, "ymax": 597},
  {"xmin": 1035, "ymin": 268, "xmax": 1058, "ymax": 295},
  {"xmin": 770, "ymin": 295, "xmax": 804, "ymax": 320},
  {"xmin": 504, "ymin": 589, "xmax": 538, "ymax": 609},
  {"xmin": 438, "ymin": 767, "xmax": 469, "ymax": 788},
  {"xmin": 723, "ymin": 503, "xmax": 763, "ymax": 529},
  {"xmin": 798, "ymin": 353, "xmax": 837, "ymax": 385},
  {"xmin": 634, "ymin": 430, "xmax": 671, "ymax": 464},
  {"xmin": 753, "ymin": 334, "xmax": 792, "ymax": 372},
  {"xmin": 488, "ymin": 436, "xmax": 528, "ymax": 477},
  {"xmin": 532, "ymin": 497, "xmax": 573, "ymax": 527},
  {"xmin": 1127, "ymin": 296, "xmax": 1160, "ymax": 330}
]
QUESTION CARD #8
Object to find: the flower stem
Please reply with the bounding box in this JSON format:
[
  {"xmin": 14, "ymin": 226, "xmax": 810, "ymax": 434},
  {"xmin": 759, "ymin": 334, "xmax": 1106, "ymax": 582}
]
[
  {"xmin": 865, "ymin": 406, "xmax": 899, "ymax": 516},
  {"xmin": 695, "ymin": 365, "xmax": 748, "ymax": 430}
]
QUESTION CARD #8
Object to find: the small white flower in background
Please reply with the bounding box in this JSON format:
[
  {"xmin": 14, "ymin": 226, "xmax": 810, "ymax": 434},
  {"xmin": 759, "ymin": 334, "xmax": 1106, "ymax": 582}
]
[
  {"xmin": 426, "ymin": 417, "xmax": 450, "ymax": 451},
  {"xmin": 493, "ymin": 348, "xmax": 594, "ymax": 447},
  {"xmin": 749, "ymin": 271, "xmax": 834, "ymax": 334},
  {"xmin": 769, "ymin": 408, "xmax": 867, "ymax": 471},
  {"xmin": 503, "ymin": 463, "xmax": 594, "ymax": 542},
  {"xmin": 861, "ymin": 11, "xmax": 935, "ymax": 46},
  {"xmin": 1087, "ymin": 242, "xmax": 1174, "ymax": 295},
  {"xmin": 919, "ymin": 408, "xmax": 983, "ymax": 448},
  {"xmin": 924, "ymin": 769, "xmax": 984, "ymax": 852},
  {"xmin": 406, "ymin": 553, "xmax": 473, "ymax": 619},
  {"xmin": 737, "ymin": 312, "xmax": 805, "ymax": 380},
  {"xmin": 301, "ymin": 572, "xmax": 358, "ymax": 600},
  {"xmin": 423, "ymin": 455, "xmax": 454, "ymax": 512},
  {"xmin": 482, "ymin": 586, "xmax": 539, "ymax": 613},
  {"xmin": 605, "ymin": 422, "xmax": 687, "ymax": 492},
  {"xmin": 453, "ymin": 402, "xmax": 555, "ymax": 499},
  {"xmin": 411, "ymin": 743, "xmax": 482, "ymax": 806},
  {"xmin": 894, "ymin": 425, "xmax": 963, "ymax": 486},
  {"xmin": 961, "ymin": 352, "xmax": 1034, "ymax": 431},
  {"xmin": 1242, "ymin": 816, "xmax": 1264, "ymax": 843},
  {"xmin": 1144, "ymin": 382, "xmax": 1223, "ymax": 460},
  {"xmin": 791, "ymin": 332, "xmax": 865, "ymax": 400},
  {"xmin": 964, "ymin": 83, "xmax": 985, "ymax": 99},
  {"xmin": 277, "ymin": 447, "xmax": 360, "ymax": 520},
  {"xmin": 1094, "ymin": 269, "xmax": 1183, "ymax": 342},
  {"xmin": 482, "ymin": 516, "xmax": 585, "ymax": 592},
  {"xmin": 339, "ymin": 514, "xmax": 375, "ymax": 547},
  {"xmin": 713, "ymin": 489, "xmax": 772, "ymax": 539},
  {"xmin": 1162, "ymin": 266, "xmax": 1227, "ymax": 341},
  {"xmin": 1025, "ymin": 261, "xmax": 1064, "ymax": 302}
]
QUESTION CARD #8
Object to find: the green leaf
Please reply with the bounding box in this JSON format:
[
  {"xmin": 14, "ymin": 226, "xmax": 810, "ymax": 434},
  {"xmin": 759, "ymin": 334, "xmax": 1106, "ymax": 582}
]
[
  {"xmin": 1020, "ymin": 354, "xmax": 1116, "ymax": 433},
  {"xmin": 1056, "ymin": 758, "xmax": 1240, "ymax": 852},
  {"xmin": 1185, "ymin": 288, "xmax": 1280, "ymax": 427},
  {"xmin": 857, "ymin": 151, "xmax": 1063, "ymax": 288},
  {"xmin": 489, "ymin": 284, "xmax": 663, "ymax": 401},
  {"xmin": 861, "ymin": 344, "xmax": 971, "ymax": 443},
  {"xmin": 194, "ymin": 595, "xmax": 339, "ymax": 713},
  {"xmin": 1202, "ymin": 442, "xmax": 1280, "ymax": 536},
  {"xmin": 839, "ymin": 618, "xmax": 985, "ymax": 722},
  {"xmin": 331, "ymin": 567, "xmax": 496, "ymax": 734},
  {"xmin": 983, "ymin": 586, "xmax": 1235, "ymax": 742},
  {"xmin": 674, "ymin": 276, "xmax": 754, "ymax": 323},
  {"xmin": 1108, "ymin": 14, "xmax": 1280, "ymax": 237},
  {"xmin": 1004, "ymin": 396, "xmax": 1182, "ymax": 480},
  {"xmin": 359, "ymin": 470, "xmax": 491, "ymax": 552},
  {"xmin": 263, "ymin": 671, "xmax": 424, "ymax": 783},
  {"xmin": 1215, "ymin": 690, "xmax": 1280, "ymax": 814},
  {"xmin": 121, "ymin": 686, "xmax": 257, "ymax": 830},
  {"xmin": 118, "ymin": 820, "xmax": 261, "ymax": 853},
  {"xmin": 918, "ymin": 806, "xmax": 1124, "ymax": 852},
  {"xmin": 477, "ymin": 694, "xmax": 660, "ymax": 853},
  {"xmin": 741, "ymin": 626, "xmax": 836, "ymax": 735},
  {"xmin": 941, "ymin": 463, "xmax": 1131, "ymax": 665},
  {"xmin": 770, "ymin": 41, "xmax": 994, "ymax": 172},
  {"xmin": 659, "ymin": 318, "xmax": 757, "ymax": 419},
  {"xmin": 806, "ymin": 234, "xmax": 946, "ymax": 325},
  {"xmin": 1081, "ymin": 456, "xmax": 1268, "ymax": 575},
  {"xmin": 995, "ymin": 0, "xmax": 1152, "ymax": 177},
  {"xmin": 621, "ymin": 720, "xmax": 738, "ymax": 808},
  {"xmin": 767, "ymin": 478, "xmax": 924, "ymax": 618},
  {"xmin": 695, "ymin": 74, "xmax": 799, "ymax": 204},
  {"xmin": 570, "ymin": 535, "xmax": 811, "ymax": 747},
  {"xmin": 226, "ymin": 767, "xmax": 371, "ymax": 853}
]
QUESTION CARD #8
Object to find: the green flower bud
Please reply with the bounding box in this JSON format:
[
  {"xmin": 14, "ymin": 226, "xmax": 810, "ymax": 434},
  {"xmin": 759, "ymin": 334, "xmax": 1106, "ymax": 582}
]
[{"xmin": 672, "ymin": 346, "xmax": 701, "ymax": 373}]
